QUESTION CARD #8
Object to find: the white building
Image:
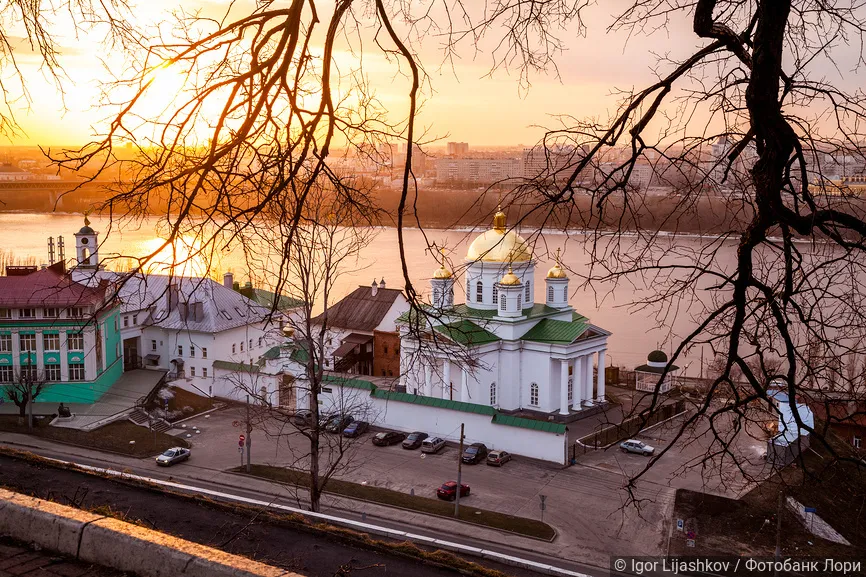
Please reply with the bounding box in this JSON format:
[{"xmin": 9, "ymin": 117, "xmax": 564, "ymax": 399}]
[
  {"xmin": 435, "ymin": 157, "xmax": 520, "ymax": 184},
  {"xmin": 69, "ymin": 224, "xmax": 283, "ymax": 400},
  {"xmin": 399, "ymin": 208, "xmax": 611, "ymax": 416}
]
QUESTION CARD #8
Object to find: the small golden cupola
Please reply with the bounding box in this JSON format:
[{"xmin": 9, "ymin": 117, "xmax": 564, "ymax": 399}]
[
  {"xmin": 433, "ymin": 264, "xmax": 453, "ymax": 279},
  {"xmin": 499, "ymin": 266, "xmax": 522, "ymax": 286},
  {"xmin": 547, "ymin": 248, "xmax": 568, "ymax": 279},
  {"xmin": 430, "ymin": 248, "xmax": 455, "ymax": 309}
]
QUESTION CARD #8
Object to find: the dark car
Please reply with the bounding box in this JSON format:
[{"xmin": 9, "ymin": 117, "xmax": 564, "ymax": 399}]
[
  {"xmin": 155, "ymin": 447, "xmax": 190, "ymax": 466},
  {"xmin": 436, "ymin": 481, "xmax": 470, "ymax": 501},
  {"xmin": 402, "ymin": 431, "xmax": 428, "ymax": 450},
  {"xmin": 325, "ymin": 414, "xmax": 354, "ymax": 434},
  {"xmin": 461, "ymin": 443, "xmax": 488, "ymax": 464},
  {"xmin": 372, "ymin": 431, "xmax": 406, "ymax": 446},
  {"xmin": 293, "ymin": 410, "xmax": 313, "ymax": 428},
  {"xmin": 343, "ymin": 421, "xmax": 369, "ymax": 437},
  {"xmin": 486, "ymin": 450, "xmax": 512, "ymax": 467}
]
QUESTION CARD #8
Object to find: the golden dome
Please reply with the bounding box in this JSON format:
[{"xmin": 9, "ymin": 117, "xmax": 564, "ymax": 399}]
[
  {"xmin": 466, "ymin": 210, "xmax": 531, "ymax": 262},
  {"xmin": 499, "ymin": 267, "xmax": 521, "ymax": 286},
  {"xmin": 546, "ymin": 248, "xmax": 568, "ymax": 278},
  {"xmin": 433, "ymin": 265, "xmax": 453, "ymax": 279}
]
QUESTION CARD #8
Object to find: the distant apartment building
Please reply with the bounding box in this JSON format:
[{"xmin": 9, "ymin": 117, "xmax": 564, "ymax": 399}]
[
  {"xmin": 435, "ymin": 157, "xmax": 520, "ymax": 185},
  {"xmin": 521, "ymin": 145, "xmax": 588, "ymax": 182},
  {"xmin": 0, "ymin": 263, "xmax": 123, "ymax": 404},
  {"xmin": 446, "ymin": 142, "xmax": 469, "ymax": 156}
]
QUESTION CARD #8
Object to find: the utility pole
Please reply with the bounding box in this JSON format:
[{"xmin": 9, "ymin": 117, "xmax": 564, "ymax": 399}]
[
  {"xmin": 245, "ymin": 395, "xmax": 252, "ymax": 473},
  {"xmin": 774, "ymin": 489, "xmax": 783, "ymax": 577},
  {"xmin": 454, "ymin": 422, "xmax": 464, "ymax": 517}
]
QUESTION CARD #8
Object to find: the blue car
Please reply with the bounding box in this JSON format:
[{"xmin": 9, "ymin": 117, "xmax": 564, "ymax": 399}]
[{"xmin": 342, "ymin": 420, "xmax": 369, "ymax": 437}]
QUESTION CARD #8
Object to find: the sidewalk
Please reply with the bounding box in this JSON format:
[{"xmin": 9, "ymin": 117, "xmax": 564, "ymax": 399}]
[{"xmin": 0, "ymin": 432, "xmax": 611, "ymax": 572}]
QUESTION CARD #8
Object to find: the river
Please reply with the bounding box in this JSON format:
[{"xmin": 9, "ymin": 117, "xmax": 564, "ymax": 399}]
[{"xmin": 6, "ymin": 212, "xmax": 751, "ymax": 375}]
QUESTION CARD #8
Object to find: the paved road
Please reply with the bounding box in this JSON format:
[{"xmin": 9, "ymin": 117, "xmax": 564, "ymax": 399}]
[{"xmin": 3, "ymin": 402, "xmax": 765, "ymax": 574}]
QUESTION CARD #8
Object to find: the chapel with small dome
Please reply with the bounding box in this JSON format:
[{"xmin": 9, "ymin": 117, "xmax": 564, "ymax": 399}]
[{"xmin": 398, "ymin": 209, "xmax": 611, "ymax": 417}]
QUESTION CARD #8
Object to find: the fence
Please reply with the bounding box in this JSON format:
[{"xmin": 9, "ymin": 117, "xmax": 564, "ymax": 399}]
[{"xmin": 573, "ymin": 399, "xmax": 687, "ymax": 458}]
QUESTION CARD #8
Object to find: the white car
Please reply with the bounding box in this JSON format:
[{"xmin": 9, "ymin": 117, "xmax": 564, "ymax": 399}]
[
  {"xmin": 156, "ymin": 447, "xmax": 191, "ymax": 466},
  {"xmin": 619, "ymin": 439, "xmax": 654, "ymax": 456}
]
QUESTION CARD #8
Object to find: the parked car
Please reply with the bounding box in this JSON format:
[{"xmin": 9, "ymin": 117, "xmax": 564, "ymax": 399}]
[
  {"xmin": 402, "ymin": 431, "xmax": 428, "ymax": 450},
  {"xmin": 619, "ymin": 439, "xmax": 655, "ymax": 456},
  {"xmin": 461, "ymin": 443, "xmax": 488, "ymax": 464},
  {"xmin": 156, "ymin": 447, "xmax": 190, "ymax": 466},
  {"xmin": 325, "ymin": 414, "xmax": 354, "ymax": 434},
  {"xmin": 436, "ymin": 481, "xmax": 470, "ymax": 501},
  {"xmin": 421, "ymin": 437, "xmax": 446, "ymax": 454},
  {"xmin": 343, "ymin": 421, "xmax": 369, "ymax": 438},
  {"xmin": 486, "ymin": 450, "xmax": 512, "ymax": 467},
  {"xmin": 293, "ymin": 410, "xmax": 313, "ymax": 428},
  {"xmin": 372, "ymin": 431, "xmax": 406, "ymax": 446}
]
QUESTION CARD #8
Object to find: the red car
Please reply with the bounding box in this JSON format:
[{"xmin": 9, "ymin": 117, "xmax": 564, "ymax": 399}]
[{"xmin": 436, "ymin": 481, "xmax": 470, "ymax": 501}]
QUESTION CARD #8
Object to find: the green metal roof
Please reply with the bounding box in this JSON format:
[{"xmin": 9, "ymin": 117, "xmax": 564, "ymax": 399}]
[
  {"xmin": 372, "ymin": 390, "xmax": 498, "ymax": 415},
  {"xmin": 212, "ymin": 360, "xmax": 261, "ymax": 373},
  {"xmin": 521, "ymin": 318, "xmax": 589, "ymax": 344},
  {"xmin": 322, "ymin": 374, "xmax": 377, "ymax": 391},
  {"xmin": 289, "ymin": 346, "xmax": 310, "ymax": 364},
  {"xmin": 492, "ymin": 413, "xmax": 566, "ymax": 434},
  {"xmin": 434, "ymin": 319, "xmax": 500, "ymax": 346},
  {"xmin": 261, "ymin": 346, "xmax": 282, "ymax": 360}
]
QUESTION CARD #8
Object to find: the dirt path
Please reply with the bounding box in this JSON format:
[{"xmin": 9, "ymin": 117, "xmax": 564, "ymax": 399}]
[{"xmin": 0, "ymin": 453, "xmax": 530, "ymax": 577}]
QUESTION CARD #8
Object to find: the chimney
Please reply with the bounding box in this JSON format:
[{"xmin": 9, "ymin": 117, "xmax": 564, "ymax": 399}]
[
  {"xmin": 167, "ymin": 280, "xmax": 179, "ymax": 313},
  {"xmin": 379, "ymin": 277, "xmax": 386, "ymax": 289},
  {"xmin": 179, "ymin": 302, "xmax": 189, "ymax": 320},
  {"xmin": 193, "ymin": 301, "xmax": 204, "ymax": 322},
  {"xmin": 223, "ymin": 272, "xmax": 234, "ymax": 289},
  {"xmin": 40, "ymin": 263, "xmax": 47, "ymax": 270},
  {"xmin": 371, "ymin": 279, "xmax": 378, "ymax": 297}
]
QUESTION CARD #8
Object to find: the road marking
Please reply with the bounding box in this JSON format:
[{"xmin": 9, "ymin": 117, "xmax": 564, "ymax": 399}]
[{"xmin": 41, "ymin": 456, "xmax": 594, "ymax": 577}]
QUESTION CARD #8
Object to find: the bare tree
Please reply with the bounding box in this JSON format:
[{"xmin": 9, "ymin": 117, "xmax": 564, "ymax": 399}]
[{"xmin": 4, "ymin": 362, "xmax": 50, "ymax": 430}]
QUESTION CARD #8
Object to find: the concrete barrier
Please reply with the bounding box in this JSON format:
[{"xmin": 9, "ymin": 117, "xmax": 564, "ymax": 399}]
[{"xmin": 0, "ymin": 488, "xmax": 296, "ymax": 577}]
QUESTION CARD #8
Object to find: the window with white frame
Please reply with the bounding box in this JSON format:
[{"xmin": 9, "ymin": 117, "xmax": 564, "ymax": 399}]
[
  {"xmin": 19, "ymin": 333, "xmax": 36, "ymax": 352},
  {"xmin": 492, "ymin": 286, "xmax": 498, "ymax": 305},
  {"xmin": 490, "ymin": 382, "xmax": 496, "ymax": 405},
  {"xmin": 232, "ymin": 344, "xmax": 236, "ymax": 354},
  {"xmin": 249, "ymin": 339, "xmax": 252, "ymax": 350},
  {"xmin": 69, "ymin": 307, "xmax": 85, "ymax": 318},
  {"xmin": 45, "ymin": 365, "xmax": 61, "ymax": 381},
  {"xmin": 19, "ymin": 365, "xmax": 38, "ymax": 382},
  {"xmin": 123, "ymin": 316, "xmax": 129, "ymax": 327},
  {"xmin": 67, "ymin": 332, "xmax": 84, "ymax": 351},
  {"xmin": 190, "ymin": 345, "xmax": 196, "ymax": 358},
  {"xmin": 178, "ymin": 345, "xmax": 184, "ymax": 356},
  {"xmin": 525, "ymin": 281, "xmax": 530, "ymax": 302},
  {"xmin": 19, "ymin": 308, "xmax": 35, "ymax": 319},
  {"xmin": 202, "ymin": 367, "xmax": 208, "ymax": 378},
  {"xmin": 500, "ymin": 294, "xmax": 506, "ymax": 311},
  {"xmin": 0, "ymin": 366, "xmax": 13, "ymax": 383},
  {"xmin": 567, "ymin": 377, "xmax": 573, "ymax": 401},
  {"xmin": 548, "ymin": 286, "xmax": 554, "ymax": 301},
  {"xmin": 44, "ymin": 308, "xmax": 59, "ymax": 318},
  {"xmin": 69, "ymin": 363, "xmax": 85, "ymax": 381},
  {"xmin": 151, "ymin": 339, "xmax": 157, "ymax": 351},
  {"xmin": 202, "ymin": 347, "xmax": 208, "ymax": 359},
  {"xmin": 530, "ymin": 382, "xmax": 539, "ymax": 406},
  {"xmin": 43, "ymin": 333, "xmax": 60, "ymax": 351},
  {"xmin": 517, "ymin": 293, "xmax": 522, "ymax": 310},
  {"xmin": 0, "ymin": 334, "xmax": 11, "ymax": 352},
  {"xmin": 240, "ymin": 341, "xmax": 244, "ymax": 352},
  {"xmin": 132, "ymin": 314, "xmax": 138, "ymax": 324},
  {"xmin": 190, "ymin": 366, "xmax": 196, "ymax": 377},
  {"xmin": 476, "ymin": 281, "xmax": 483, "ymax": 303}
]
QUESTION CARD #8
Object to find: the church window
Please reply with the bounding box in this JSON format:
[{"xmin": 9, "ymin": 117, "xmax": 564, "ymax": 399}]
[
  {"xmin": 548, "ymin": 286, "xmax": 554, "ymax": 301},
  {"xmin": 525, "ymin": 281, "xmax": 530, "ymax": 302},
  {"xmin": 568, "ymin": 377, "xmax": 573, "ymax": 401},
  {"xmin": 562, "ymin": 287, "xmax": 568, "ymax": 300},
  {"xmin": 177, "ymin": 345, "xmax": 184, "ymax": 356},
  {"xmin": 530, "ymin": 383, "xmax": 539, "ymax": 406},
  {"xmin": 490, "ymin": 382, "xmax": 497, "ymax": 405},
  {"xmin": 517, "ymin": 293, "xmax": 522, "ymax": 310},
  {"xmin": 492, "ymin": 286, "xmax": 498, "ymax": 305},
  {"xmin": 232, "ymin": 343, "xmax": 236, "ymax": 354},
  {"xmin": 433, "ymin": 286, "xmax": 441, "ymax": 304},
  {"xmin": 466, "ymin": 279, "xmax": 470, "ymax": 297},
  {"xmin": 500, "ymin": 295, "xmax": 506, "ymax": 311},
  {"xmin": 476, "ymin": 281, "xmax": 483, "ymax": 303}
]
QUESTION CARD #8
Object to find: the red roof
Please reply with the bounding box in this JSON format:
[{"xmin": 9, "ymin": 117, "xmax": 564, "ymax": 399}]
[{"xmin": 0, "ymin": 267, "xmax": 106, "ymax": 308}]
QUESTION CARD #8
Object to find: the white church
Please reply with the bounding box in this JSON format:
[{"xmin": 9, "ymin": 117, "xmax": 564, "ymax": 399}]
[{"xmin": 398, "ymin": 208, "xmax": 611, "ymax": 417}]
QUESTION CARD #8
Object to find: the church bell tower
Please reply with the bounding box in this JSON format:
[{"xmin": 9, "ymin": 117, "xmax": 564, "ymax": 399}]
[{"xmin": 73, "ymin": 215, "xmax": 100, "ymax": 269}]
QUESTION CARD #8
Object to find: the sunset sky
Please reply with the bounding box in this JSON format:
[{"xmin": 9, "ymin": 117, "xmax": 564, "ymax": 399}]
[{"xmin": 5, "ymin": 0, "xmax": 863, "ymax": 148}]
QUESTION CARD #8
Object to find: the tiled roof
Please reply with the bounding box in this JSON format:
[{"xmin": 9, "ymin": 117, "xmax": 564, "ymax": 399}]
[
  {"xmin": 492, "ymin": 413, "xmax": 566, "ymax": 434},
  {"xmin": 314, "ymin": 286, "xmax": 405, "ymax": 331},
  {"xmin": 372, "ymin": 389, "xmax": 498, "ymax": 415},
  {"xmin": 213, "ymin": 360, "xmax": 261, "ymax": 373},
  {"xmin": 0, "ymin": 266, "xmax": 107, "ymax": 308},
  {"xmin": 434, "ymin": 319, "xmax": 500, "ymax": 346},
  {"xmin": 74, "ymin": 272, "xmax": 273, "ymax": 334},
  {"xmin": 521, "ymin": 318, "xmax": 589, "ymax": 344}
]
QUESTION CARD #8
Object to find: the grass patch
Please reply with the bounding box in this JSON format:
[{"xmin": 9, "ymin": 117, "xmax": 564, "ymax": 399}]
[
  {"xmin": 231, "ymin": 463, "xmax": 556, "ymax": 541},
  {"xmin": 0, "ymin": 417, "xmax": 187, "ymax": 457}
]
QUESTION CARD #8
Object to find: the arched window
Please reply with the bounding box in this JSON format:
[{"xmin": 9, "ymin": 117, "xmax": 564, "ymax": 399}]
[
  {"xmin": 567, "ymin": 377, "xmax": 573, "ymax": 401},
  {"xmin": 500, "ymin": 295, "xmax": 506, "ymax": 311},
  {"xmin": 466, "ymin": 278, "xmax": 470, "ymax": 297},
  {"xmin": 517, "ymin": 293, "xmax": 522, "ymax": 310},
  {"xmin": 525, "ymin": 281, "xmax": 531, "ymax": 302},
  {"xmin": 562, "ymin": 286, "xmax": 568, "ymax": 301},
  {"xmin": 548, "ymin": 285, "xmax": 554, "ymax": 301},
  {"xmin": 490, "ymin": 382, "xmax": 497, "ymax": 405},
  {"xmin": 530, "ymin": 383, "xmax": 539, "ymax": 406},
  {"xmin": 476, "ymin": 281, "xmax": 483, "ymax": 302},
  {"xmin": 492, "ymin": 285, "xmax": 498, "ymax": 305}
]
